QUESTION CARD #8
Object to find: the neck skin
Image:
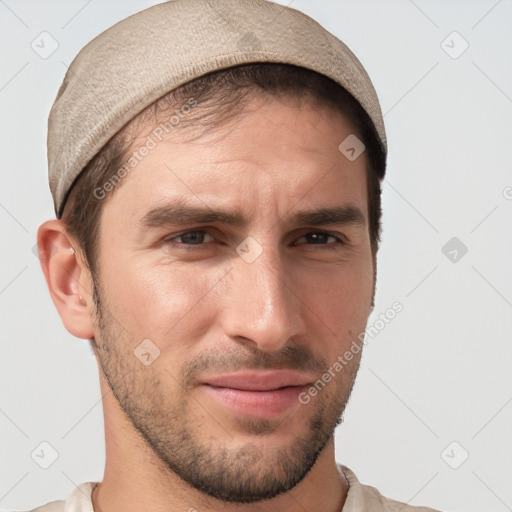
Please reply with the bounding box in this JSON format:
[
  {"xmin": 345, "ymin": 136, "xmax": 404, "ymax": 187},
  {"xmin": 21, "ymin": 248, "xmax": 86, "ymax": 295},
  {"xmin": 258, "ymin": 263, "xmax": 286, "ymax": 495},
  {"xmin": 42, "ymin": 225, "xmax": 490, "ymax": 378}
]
[{"xmin": 91, "ymin": 369, "xmax": 349, "ymax": 512}]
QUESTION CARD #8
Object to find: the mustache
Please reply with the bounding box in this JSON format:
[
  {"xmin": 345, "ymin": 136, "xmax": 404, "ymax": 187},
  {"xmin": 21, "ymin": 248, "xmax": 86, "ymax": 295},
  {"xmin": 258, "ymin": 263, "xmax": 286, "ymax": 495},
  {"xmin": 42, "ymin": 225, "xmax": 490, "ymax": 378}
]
[{"xmin": 181, "ymin": 343, "xmax": 328, "ymax": 386}]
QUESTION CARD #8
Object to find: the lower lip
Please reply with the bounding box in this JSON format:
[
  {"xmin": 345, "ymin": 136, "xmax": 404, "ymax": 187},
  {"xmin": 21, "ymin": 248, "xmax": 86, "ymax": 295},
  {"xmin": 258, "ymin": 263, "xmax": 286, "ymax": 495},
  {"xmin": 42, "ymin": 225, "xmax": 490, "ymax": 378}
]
[{"xmin": 202, "ymin": 385, "xmax": 306, "ymax": 419}]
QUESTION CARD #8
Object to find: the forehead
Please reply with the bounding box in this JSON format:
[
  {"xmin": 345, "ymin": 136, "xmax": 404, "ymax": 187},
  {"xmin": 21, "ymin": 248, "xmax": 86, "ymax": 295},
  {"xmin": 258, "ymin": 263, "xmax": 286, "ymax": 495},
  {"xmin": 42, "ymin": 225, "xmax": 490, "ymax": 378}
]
[{"xmin": 99, "ymin": 95, "xmax": 368, "ymax": 226}]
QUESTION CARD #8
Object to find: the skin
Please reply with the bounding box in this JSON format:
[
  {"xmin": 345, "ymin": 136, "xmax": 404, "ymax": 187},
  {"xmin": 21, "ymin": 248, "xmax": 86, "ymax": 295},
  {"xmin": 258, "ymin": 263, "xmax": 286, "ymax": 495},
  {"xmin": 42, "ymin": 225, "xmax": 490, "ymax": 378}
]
[{"xmin": 38, "ymin": 94, "xmax": 376, "ymax": 512}]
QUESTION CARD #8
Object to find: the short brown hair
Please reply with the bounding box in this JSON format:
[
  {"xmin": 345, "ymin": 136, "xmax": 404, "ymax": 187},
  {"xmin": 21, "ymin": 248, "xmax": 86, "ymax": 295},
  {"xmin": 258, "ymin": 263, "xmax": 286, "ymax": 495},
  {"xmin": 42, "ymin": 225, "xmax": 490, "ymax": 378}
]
[{"xmin": 62, "ymin": 63, "xmax": 386, "ymax": 277}]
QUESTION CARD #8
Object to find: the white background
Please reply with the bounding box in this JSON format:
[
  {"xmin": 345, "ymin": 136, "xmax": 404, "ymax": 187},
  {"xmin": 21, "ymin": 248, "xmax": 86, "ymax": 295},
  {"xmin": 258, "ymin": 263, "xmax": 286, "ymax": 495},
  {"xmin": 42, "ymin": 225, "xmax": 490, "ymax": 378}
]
[{"xmin": 1, "ymin": 1, "xmax": 511, "ymax": 511}]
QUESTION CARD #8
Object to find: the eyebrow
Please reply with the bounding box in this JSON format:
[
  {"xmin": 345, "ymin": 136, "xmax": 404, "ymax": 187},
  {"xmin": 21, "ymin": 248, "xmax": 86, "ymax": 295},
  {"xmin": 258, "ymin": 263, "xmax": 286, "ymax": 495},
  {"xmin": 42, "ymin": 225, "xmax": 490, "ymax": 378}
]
[{"xmin": 140, "ymin": 200, "xmax": 366, "ymax": 230}]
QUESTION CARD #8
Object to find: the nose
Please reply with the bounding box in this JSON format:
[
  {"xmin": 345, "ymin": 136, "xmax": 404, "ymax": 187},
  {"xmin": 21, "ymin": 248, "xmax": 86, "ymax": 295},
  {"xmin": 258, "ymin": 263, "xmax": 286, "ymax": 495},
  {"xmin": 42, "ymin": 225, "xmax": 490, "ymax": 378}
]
[{"xmin": 220, "ymin": 243, "xmax": 305, "ymax": 353}]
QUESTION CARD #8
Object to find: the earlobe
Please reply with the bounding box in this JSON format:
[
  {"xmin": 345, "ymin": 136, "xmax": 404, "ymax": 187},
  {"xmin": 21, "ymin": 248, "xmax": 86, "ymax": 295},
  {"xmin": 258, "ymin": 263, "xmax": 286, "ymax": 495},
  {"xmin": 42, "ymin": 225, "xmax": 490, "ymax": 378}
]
[{"xmin": 37, "ymin": 219, "xmax": 96, "ymax": 340}]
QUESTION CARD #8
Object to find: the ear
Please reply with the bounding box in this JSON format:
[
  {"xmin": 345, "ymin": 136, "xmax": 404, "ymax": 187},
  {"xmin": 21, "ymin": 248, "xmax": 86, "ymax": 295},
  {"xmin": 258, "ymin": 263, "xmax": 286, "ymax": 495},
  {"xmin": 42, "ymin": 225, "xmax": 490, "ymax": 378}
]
[{"xmin": 37, "ymin": 219, "xmax": 96, "ymax": 339}]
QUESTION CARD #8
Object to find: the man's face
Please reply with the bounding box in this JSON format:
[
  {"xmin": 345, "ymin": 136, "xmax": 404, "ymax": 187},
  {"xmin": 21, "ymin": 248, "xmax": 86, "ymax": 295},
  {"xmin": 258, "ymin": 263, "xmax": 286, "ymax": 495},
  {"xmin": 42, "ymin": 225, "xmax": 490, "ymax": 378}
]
[{"xmin": 90, "ymin": 95, "xmax": 375, "ymax": 502}]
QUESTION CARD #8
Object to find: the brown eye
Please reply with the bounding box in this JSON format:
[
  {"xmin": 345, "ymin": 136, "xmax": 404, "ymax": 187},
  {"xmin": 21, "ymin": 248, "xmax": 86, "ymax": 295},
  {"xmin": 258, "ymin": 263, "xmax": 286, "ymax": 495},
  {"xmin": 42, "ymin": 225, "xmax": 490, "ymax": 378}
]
[
  {"xmin": 166, "ymin": 230, "xmax": 215, "ymax": 246},
  {"xmin": 294, "ymin": 232, "xmax": 344, "ymax": 246}
]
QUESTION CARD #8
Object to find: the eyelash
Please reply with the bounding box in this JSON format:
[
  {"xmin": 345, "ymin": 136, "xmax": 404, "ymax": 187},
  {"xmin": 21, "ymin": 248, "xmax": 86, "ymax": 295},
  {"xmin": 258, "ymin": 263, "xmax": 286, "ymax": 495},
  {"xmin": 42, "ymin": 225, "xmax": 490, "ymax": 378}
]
[{"xmin": 163, "ymin": 230, "xmax": 346, "ymax": 250}]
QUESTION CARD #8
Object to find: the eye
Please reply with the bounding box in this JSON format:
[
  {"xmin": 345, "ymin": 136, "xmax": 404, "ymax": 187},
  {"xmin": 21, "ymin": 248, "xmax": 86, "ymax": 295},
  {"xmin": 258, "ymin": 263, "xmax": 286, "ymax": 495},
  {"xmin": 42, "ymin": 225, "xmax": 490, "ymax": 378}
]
[
  {"xmin": 293, "ymin": 231, "xmax": 345, "ymax": 246},
  {"xmin": 162, "ymin": 229, "xmax": 345, "ymax": 251},
  {"xmin": 165, "ymin": 230, "xmax": 215, "ymax": 246}
]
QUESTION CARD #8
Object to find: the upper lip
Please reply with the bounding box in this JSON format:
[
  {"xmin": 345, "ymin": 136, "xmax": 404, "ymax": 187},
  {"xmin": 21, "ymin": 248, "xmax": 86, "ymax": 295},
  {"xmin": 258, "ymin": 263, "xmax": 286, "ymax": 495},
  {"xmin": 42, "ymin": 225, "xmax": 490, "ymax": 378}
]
[{"xmin": 202, "ymin": 370, "xmax": 312, "ymax": 391}]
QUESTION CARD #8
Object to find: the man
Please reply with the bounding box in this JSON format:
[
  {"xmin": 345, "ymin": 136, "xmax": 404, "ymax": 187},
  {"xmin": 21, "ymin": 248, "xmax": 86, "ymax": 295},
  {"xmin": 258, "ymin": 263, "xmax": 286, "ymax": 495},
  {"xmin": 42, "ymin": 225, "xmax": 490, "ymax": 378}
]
[{"xmin": 31, "ymin": 0, "xmax": 441, "ymax": 510}]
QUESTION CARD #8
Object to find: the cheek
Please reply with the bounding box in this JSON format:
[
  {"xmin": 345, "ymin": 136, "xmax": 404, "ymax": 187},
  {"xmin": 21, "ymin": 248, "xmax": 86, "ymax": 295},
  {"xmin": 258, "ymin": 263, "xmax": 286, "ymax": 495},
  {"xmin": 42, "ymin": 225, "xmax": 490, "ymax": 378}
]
[
  {"xmin": 99, "ymin": 253, "xmax": 223, "ymax": 346},
  {"xmin": 295, "ymin": 255, "xmax": 374, "ymax": 340}
]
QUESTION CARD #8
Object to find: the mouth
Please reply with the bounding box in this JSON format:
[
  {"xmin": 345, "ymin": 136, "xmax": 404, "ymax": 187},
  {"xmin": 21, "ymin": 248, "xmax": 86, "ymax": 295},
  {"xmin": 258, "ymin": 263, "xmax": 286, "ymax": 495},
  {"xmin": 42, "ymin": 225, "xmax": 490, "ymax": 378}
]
[{"xmin": 201, "ymin": 370, "xmax": 312, "ymax": 419}]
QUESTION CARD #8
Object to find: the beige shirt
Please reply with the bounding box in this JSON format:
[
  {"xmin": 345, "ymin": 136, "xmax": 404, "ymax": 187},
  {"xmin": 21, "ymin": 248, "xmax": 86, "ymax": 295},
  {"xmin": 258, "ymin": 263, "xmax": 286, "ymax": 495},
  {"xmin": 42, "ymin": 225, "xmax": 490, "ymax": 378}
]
[{"xmin": 25, "ymin": 465, "xmax": 442, "ymax": 512}]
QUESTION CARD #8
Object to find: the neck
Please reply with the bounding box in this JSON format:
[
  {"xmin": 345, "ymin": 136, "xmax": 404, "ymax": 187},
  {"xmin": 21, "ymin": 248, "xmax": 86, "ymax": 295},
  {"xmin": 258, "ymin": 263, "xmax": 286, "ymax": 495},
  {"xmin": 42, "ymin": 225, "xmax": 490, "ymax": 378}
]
[{"xmin": 92, "ymin": 442, "xmax": 347, "ymax": 512}]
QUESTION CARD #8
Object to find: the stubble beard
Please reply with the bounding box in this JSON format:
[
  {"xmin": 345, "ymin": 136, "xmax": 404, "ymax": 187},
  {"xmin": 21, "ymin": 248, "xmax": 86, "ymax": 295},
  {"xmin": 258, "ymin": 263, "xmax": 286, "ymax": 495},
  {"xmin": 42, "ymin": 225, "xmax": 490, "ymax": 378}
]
[{"xmin": 90, "ymin": 279, "xmax": 361, "ymax": 504}]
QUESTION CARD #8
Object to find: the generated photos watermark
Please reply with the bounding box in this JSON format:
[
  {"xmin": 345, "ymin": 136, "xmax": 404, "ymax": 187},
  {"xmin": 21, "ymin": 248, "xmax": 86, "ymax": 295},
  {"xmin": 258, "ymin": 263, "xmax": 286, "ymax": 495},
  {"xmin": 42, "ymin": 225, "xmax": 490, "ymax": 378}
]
[
  {"xmin": 93, "ymin": 97, "xmax": 198, "ymax": 200},
  {"xmin": 298, "ymin": 301, "xmax": 404, "ymax": 405}
]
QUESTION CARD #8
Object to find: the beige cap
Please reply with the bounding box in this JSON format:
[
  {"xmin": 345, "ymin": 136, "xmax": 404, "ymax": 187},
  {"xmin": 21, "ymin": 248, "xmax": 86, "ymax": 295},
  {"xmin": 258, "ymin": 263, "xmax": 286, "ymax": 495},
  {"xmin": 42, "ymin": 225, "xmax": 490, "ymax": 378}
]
[{"xmin": 48, "ymin": 0, "xmax": 387, "ymax": 217}]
